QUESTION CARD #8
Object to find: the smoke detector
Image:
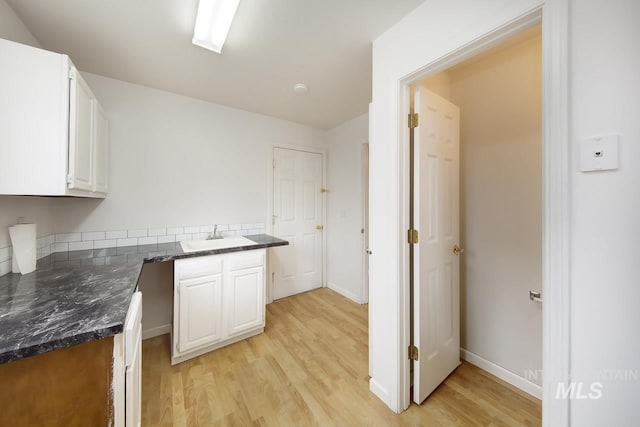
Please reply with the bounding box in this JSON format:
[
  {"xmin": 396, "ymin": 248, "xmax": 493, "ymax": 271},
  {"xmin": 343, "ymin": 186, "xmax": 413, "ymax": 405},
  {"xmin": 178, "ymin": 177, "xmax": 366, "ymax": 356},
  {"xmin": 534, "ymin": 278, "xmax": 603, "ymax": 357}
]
[{"xmin": 293, "ymin": 83, "xmax": 308, "ymax": 95}]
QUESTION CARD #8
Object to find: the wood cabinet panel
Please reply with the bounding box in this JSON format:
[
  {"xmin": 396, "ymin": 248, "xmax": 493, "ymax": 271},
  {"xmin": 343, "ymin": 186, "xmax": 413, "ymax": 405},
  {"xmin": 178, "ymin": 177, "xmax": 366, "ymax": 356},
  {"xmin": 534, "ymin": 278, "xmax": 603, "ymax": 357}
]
[{"xmin": 0, "ymin": 337, "xmax": 114, "ymax": 426}]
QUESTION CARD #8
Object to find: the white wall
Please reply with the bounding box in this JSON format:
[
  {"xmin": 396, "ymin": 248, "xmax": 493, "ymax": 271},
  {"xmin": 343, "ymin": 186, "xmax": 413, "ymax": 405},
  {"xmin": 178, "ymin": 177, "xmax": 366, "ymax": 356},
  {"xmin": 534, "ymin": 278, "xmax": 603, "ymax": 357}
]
[
  {"xmin": 418, "ymin": 73, "xmax": 451, "ymax": 100},
  {"xmin": 448, "ymin": 33, "xmax": 542, "ymax": 387},
  {"xmin": 0, "ymin": 0, "xmax": 40, "ymax": 48},
  {"xmin": 326, "ymin": 113, "xmax": 368, "ymax": 303},
  {"xmin": 569, "ymin": 0, "xmax": 640, "ymax": 425},
  {"xmin": 370, "ymin": 0, "xmax": 544, "ymax": 411},
  {"xmin": 53, "ymin": 73, "xmax": 326, "ymax": 234}
]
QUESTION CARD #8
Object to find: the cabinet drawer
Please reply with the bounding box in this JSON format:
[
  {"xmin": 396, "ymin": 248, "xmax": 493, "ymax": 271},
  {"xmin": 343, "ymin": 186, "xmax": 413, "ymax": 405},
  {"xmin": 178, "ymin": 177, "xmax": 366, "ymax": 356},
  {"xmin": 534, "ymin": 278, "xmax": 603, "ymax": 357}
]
[
  {"xmin": 176, "ymin": 255, "xmax": 222, "ymax": 279},
  {"xmin": 226, "ymin": 250, "xmax": 265, "ymax": 271}
]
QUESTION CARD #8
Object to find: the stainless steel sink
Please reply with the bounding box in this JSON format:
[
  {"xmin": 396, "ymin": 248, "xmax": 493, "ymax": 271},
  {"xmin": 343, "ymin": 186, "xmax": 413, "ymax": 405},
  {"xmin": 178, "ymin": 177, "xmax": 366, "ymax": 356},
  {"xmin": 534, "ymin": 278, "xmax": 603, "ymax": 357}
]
[{"xmin": 180, "ymin": 236, "xmax": 254, "ymax": 253}]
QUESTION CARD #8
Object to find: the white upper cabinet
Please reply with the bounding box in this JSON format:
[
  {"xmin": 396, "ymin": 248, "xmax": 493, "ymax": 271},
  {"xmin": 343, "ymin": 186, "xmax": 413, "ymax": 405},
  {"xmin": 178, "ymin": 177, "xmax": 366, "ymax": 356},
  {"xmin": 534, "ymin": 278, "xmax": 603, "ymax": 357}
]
[{"xmin": 0, "ymin": 38, "xmax": 108, "ymax": 197}]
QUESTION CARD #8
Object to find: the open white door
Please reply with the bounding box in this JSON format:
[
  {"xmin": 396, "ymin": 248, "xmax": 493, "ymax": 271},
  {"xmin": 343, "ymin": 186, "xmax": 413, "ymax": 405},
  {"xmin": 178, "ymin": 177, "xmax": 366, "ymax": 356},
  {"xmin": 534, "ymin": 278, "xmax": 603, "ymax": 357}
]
[
  {"xmin": 271, "ymin": 147, "xmax": 323, "ymax": 299},
  {"xmin": 412, "ymin": 87, "xmax": 461, "ymax": 404}
]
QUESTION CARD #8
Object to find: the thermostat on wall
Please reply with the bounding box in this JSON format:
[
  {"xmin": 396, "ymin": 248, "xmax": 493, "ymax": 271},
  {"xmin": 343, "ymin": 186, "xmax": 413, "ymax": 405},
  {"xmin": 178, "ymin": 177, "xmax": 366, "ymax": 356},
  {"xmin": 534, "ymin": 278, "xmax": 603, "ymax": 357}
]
[{"xmin": 579, "ymin": 134, "xmax": 619, "ymax": 172}]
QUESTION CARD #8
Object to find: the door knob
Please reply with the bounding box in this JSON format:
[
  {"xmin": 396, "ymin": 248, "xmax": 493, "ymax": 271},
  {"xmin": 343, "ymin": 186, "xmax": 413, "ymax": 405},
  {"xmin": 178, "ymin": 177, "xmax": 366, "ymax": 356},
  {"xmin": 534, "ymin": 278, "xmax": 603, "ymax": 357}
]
[
  {"xmin": 366, "ymin": 249, "xmax": 372, "ymax": 255},
  {"xmin": 316, "ymin": 225, "xmax": 324, "ymax": 231},
  {"xmin": 453, "ymin": 244, "xmax": 464, "ymax": 255}
]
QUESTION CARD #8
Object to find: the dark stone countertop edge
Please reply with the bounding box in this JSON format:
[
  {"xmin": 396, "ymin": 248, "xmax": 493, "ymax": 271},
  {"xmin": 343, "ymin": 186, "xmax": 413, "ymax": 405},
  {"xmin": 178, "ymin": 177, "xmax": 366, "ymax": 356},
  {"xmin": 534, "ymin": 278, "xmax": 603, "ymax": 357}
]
[
  {"xmin": 0, "ymin": 324, "xmax": 123, "ymax": 364},
  {"xmin": 143, "ymin": 238, "xmax": 288, "ymax": 263}
]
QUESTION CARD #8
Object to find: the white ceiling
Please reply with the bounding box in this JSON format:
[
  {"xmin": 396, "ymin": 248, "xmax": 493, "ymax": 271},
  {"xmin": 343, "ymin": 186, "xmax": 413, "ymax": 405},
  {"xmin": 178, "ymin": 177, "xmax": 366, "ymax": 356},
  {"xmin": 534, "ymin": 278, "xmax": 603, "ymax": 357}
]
[{"xmin": 8, "ymin": 0, "xmax": 424, "ymax": 129}]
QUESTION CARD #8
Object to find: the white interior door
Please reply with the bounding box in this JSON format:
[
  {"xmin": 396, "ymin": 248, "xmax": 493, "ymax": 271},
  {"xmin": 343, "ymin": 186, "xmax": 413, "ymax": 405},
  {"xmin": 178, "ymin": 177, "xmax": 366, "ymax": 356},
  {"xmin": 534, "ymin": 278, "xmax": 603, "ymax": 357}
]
[
  {"xmin": 271, "ymin": 147, "xmax": 323, "ymax": 300},
  {"xmin": 413, "ymin": 86, "xmax": 461, "ymax": 404}
]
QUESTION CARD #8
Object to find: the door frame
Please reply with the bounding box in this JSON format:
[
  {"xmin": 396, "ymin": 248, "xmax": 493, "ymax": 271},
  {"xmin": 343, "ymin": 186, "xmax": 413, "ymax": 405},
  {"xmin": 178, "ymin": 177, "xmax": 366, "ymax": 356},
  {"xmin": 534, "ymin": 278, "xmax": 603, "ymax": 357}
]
[
  {"xmin": 267, "ymin": 143, "xmax": 327, "ymax": 304},
  {"xmin": 395, "ymin": 2, "xmax": 570, "ymax": 425},
  {"xmin": 361, "ymin": 140, "xmax": 370, "ymax": 305}
]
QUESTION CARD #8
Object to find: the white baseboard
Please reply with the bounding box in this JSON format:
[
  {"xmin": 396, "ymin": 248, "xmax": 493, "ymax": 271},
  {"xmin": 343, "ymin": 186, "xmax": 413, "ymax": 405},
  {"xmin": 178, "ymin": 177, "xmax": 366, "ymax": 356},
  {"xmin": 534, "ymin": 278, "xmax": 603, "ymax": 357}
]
[
  {"xmin": 369, "ymin": 377, "xmax": 394, "ymax": 410},
  {"xmin": 327, "ymin": 282, "xmax": 362, "ymax": 304},
  {"xmin": 142, "ymin": 324, "xmax": 171, "ymax": 340},
  {"xmin": 460, "ymin": 348, "xmax": 542, "ymax": 400}
]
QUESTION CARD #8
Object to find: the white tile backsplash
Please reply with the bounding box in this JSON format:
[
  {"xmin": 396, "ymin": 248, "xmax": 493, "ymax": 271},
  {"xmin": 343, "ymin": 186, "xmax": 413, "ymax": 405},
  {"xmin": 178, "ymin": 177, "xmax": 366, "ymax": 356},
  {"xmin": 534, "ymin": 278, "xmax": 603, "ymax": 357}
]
[
  {"xmin": 175, "ymin": 234, "xmax": 193, "ymax": 242},
  {"xmin": 166, "ymin": 227, "xmax": 183, "ymax": 235},
  {"xmin": 157, "ymin": 235, "xmax": 176, "ymax": 244},
  {"xmin": 94, "ymin": 239, "xmax": 117, "ymax": 249},
  {"xmin": 40, "ymin": 245, "xmax": 51, "ymax": 258},
  {"xmin": 82, "ymin": 231, "xmax": 106, "ymax": 241},
  {"xmin": 0, "ymin": 259, "xmax": 10, "ymax": 276},
  {"xmin": 117, "ymin": 238, "xmax": 138, "ymax": 247},
  {"xmin": 148, "ymin": 227, "xmax": 166, "ymax": 236},
  {"xmin": 0, "ymin": 247, "xmax": 10, "ymax": 263},
  {"xmin": 52, "ymin": 242, "xmax": 69, "ymax": 252},
  {"xmin": 106, "ymin": 230, "xmax": 127, "ymax": 239},
  {"xmin": 55, "ymin": 232, "xmax": 81, "ymax": 243},
  {"xmin": 138, "ymin": 236, "xmax": 158, "ymax": 245},
  {"xmin": 184, "ymin": 226, "xmax": 200, "ymax": 234},
  {"xmin": 127, "ymin": 229, "xmax": 147, "ymax": 238},
  {"xmin": 229, "ymin": 224, "xmax": 241, "ymax": 231},
  {"xmin": 69, "ymin": 241, "xmax": 94, "ymax": 251},
  {"xmin": 191, "ymin": 232, "xmax": 208, "ymax": 240}
]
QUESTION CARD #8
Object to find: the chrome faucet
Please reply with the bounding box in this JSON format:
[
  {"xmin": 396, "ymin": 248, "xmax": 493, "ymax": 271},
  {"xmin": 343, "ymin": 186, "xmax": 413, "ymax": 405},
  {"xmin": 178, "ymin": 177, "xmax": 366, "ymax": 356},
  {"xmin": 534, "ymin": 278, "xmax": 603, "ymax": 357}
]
[{"xmin": 207, "ymin": 224, "xmax": 223, "ymax": 240}]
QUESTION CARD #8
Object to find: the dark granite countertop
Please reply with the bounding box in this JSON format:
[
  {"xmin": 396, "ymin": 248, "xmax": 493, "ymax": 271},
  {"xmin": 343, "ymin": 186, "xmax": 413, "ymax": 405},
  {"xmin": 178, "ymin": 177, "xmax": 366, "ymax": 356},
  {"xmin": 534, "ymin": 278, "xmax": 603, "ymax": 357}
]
[{"xmin": 0, "ymin": 234, "xmax": 287, "ymax": 364}]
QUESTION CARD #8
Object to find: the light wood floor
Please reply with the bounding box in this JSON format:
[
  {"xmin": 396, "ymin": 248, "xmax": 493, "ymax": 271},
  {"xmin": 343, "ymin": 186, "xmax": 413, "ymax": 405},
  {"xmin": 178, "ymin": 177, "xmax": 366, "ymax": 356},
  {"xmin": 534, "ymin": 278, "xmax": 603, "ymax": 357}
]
[{"xmin": 142, "ymin": 288, "xmax": 541, "ymax": 426}]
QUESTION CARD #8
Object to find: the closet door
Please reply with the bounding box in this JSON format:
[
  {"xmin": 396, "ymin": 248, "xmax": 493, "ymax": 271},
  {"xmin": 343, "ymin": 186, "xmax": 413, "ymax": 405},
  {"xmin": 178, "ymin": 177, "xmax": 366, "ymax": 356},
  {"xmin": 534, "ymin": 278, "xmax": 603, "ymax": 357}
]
[{"xmin": 412, "ymin": 86, "xmax": 461, "ymax": 404}]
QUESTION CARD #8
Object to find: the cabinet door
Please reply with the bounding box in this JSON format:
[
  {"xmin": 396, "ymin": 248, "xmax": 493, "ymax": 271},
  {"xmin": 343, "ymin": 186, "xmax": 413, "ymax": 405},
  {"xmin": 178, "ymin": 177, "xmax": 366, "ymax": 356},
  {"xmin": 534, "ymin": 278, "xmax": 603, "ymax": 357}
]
[
  {"xmin": 226, "ymin": 266, "xmax": 265, "ymax": 337},
  {"xmin": 125, "ymin": 324, "xmax": 141, "ymax": 427},
  {"xmin": 68, "ymin": 69, "xmax": 94, "ymax": 191},
  {"xmin": 177, "ymin": 274, "xmax": 223, "ymax": 353},
  {"xmin": 93, "ymin": 103, "xmax": 109, "ymax": 194},
  {"xmin": 123, "ymin": 291, "xmax": 142, "ymax": 427}
]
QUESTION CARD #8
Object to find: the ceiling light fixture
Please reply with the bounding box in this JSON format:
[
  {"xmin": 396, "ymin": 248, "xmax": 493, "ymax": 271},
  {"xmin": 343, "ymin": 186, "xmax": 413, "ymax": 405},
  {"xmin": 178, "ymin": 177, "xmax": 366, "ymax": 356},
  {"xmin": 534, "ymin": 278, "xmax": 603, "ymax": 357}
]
[{"xmin": 192, "ymin": 0, "xmax": 240, "ymax": 54}]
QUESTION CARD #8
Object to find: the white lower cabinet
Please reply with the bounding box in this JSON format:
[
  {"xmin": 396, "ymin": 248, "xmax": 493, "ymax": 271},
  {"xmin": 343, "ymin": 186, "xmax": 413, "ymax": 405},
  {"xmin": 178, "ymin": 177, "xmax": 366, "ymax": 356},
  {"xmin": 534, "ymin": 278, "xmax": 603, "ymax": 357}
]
[
  {"xmin": 226, "ymin": 266, "xmax": 264, "ymax": 337},
  {"xmin": 177, "ymin": 274, "xmax": 223, "ymax": 353},
  {"xmin": 172, "ymin": 249, "xmax": 266, "ymax": 365}
]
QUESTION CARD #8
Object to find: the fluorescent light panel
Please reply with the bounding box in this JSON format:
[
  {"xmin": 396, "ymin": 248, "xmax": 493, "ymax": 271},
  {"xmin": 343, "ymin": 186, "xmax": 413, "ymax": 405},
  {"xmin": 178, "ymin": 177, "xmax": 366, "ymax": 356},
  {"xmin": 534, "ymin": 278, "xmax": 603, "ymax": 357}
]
[{"xmin": 192, "ymin": 0, "xmax": 240, "ymax": 54}]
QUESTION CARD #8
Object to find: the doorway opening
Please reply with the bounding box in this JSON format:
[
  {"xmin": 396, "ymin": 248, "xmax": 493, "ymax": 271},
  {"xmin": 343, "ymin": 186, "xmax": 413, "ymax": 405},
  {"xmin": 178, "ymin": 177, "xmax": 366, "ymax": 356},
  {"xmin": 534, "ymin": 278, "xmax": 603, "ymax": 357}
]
[{"xmin": 407, "ymin": 23, "xmax": 543, "ymax": 413}]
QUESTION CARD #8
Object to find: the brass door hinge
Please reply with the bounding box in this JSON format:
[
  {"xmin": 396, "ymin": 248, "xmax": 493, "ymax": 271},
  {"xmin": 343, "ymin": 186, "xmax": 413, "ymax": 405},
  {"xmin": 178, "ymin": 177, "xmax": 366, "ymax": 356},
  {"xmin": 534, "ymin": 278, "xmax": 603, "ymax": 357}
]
[
  {"xmin": 408, "ymin": 345, "xmax": 419, "ymax": 361},
  {"xmin": 408, "ymin": 229, "xmax": 419, "ymax": 244},
  {"xmin": 408, "ymin": 113, "xmax": 419, "ymax": 129}
]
